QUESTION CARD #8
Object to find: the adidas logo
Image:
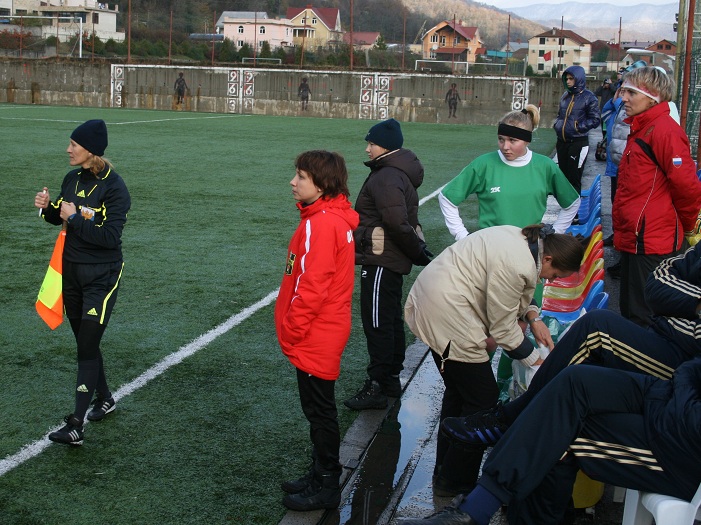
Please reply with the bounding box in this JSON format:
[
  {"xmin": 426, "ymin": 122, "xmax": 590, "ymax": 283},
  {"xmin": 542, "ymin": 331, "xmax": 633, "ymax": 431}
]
[
  {"xmin": 76, "ymin": 190, "xmax": 86, "ymax": 198},
  {"xmin": 77, "ymin": 384, "xmax": 88, "ymax": 393},
  {"xmin": 87, "ymin": 308, "xmax": 98, "ymax": 316}
]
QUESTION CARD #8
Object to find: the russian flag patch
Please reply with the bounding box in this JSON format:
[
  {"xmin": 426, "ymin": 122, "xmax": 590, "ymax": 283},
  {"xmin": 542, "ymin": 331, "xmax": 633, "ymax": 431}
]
[{"xmin": 673, "ymin": 157, "xmax": 683, "ymax": 167}]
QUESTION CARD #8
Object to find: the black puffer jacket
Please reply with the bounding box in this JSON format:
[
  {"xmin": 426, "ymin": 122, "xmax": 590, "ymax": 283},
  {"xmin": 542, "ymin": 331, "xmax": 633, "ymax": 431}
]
[{"xmin": 354, "ymin": 148, "xmax": 425, "ymax": 275}]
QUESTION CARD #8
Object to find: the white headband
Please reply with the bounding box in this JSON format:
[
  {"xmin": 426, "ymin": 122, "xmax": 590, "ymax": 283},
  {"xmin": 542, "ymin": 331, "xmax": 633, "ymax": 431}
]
[{"xmin": 621, "ymin": 81, "xmax": 661, "ymax": 103}]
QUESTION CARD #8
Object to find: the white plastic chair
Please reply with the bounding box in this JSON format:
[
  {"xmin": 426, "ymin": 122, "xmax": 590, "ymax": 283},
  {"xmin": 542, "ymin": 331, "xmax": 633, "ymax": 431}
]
[{"xmin": 621, "ymin": 482, "xmax": 701, "ymax": 525}]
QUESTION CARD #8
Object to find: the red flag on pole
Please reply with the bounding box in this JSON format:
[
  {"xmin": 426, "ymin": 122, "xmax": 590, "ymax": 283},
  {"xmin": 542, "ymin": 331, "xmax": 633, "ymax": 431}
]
[
  {"xmin": 36, "ymin": 229, "xmax": 66, "ymax": 330},
  {"xmin": 543, "ymin": 51, "xmax": 552, "ymax": 61}
]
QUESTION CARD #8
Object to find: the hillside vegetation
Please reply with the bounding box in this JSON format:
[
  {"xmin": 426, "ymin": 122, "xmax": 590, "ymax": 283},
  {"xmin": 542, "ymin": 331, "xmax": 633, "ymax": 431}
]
[{"xmin": 114, "ymin": 0, "xmax": 545, "ymax": 50}]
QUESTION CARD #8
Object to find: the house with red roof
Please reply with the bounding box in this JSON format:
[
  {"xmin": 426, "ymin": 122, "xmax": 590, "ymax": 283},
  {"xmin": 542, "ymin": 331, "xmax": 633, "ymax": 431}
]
[
  {"xmin": 421, "ymin": 20, "xmax": 484, "ymax": 63},
  {"xmin": 343, "ymin": 31, "xmax": 381, "ymax": 50},
  {"xmin": 528, "ymin": 28, "xmax": 592, "ymax": 74},
  {"xmin": 286, "ymin": 5, "xmax": 343, "ymax": 48}
]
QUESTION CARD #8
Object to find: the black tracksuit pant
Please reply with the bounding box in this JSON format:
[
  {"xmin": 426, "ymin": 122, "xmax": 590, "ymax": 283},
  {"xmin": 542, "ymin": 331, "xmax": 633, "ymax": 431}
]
[{"xmin": 360, "ymin": 265, "xmax": 406, "ymax": 384}]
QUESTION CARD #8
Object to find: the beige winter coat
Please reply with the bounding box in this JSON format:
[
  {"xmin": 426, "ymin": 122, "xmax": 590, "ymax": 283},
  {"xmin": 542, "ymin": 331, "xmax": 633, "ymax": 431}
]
[{"xmin": 405, "ymin": 225, "xmax": 540, "ymax": 364}]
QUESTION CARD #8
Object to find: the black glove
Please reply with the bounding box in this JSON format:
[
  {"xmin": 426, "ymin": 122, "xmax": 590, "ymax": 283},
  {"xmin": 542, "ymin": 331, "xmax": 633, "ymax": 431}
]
[{"xmin": 413, "ymin": 246, "xmax": 433, "ymax": 266}]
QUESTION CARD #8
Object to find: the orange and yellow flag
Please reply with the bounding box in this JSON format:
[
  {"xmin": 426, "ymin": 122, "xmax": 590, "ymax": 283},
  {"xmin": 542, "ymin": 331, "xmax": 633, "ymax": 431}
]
[{"xmin": 36, "ymin": 229, "xmax": 66, "ymax": 330}]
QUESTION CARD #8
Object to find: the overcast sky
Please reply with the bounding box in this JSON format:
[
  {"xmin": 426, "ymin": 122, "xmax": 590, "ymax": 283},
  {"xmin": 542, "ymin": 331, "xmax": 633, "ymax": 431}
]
[{"xmin": 491, "ymin": 0, "xmax": 675, "ymax": 7}]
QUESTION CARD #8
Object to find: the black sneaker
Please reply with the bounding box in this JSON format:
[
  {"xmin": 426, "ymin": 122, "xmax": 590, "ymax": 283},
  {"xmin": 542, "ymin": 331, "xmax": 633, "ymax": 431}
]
[
  {"xmin": 399, "ymin": 505, "xmax": 477, "ymax": 524},
  {"xmin": 441, "ymin": 403, "xmax": 508, "ymax": 447},
  {"xmin": 343, "ymin": 379, "xmax": 388, "ymax": 410},
  {"xmin": 49, "ymin": 415, "xmax": 84, "ymax": 446},
  {"xmin": 87, "ymin": 396, "xmax": 116, "ymax": 422},
  {"xmin": 381, "ymin": 375, "xmax": 402, "ymax": 398}
]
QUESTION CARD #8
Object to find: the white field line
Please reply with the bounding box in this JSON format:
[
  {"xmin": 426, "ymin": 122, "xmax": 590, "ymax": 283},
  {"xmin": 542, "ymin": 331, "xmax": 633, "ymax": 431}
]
[
  {"xmin": 1, "ymin": 164, "xmax": 442, "ymax": 478},
  {"xmin": 0, "ymin": 289, "xmax": 279, "ymax": 477}
]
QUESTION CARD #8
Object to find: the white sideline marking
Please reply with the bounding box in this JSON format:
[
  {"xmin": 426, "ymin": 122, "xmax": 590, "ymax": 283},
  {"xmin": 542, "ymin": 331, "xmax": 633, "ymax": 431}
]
[{"xmin": 0, "ymin": 289, "xmax": 279, "ymax": 477}]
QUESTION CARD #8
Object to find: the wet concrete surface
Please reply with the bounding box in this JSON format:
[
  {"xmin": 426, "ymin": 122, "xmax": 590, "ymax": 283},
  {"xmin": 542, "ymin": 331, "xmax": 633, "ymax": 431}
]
[{"xmin": 280, "ymin": 129, "xmax": 627, "ymax": 525}]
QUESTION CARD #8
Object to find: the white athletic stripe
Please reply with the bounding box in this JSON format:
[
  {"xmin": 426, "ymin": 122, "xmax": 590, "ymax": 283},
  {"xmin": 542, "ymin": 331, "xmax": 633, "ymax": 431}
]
[
  {"xmin": 1, "ymin": 176, "xmax": 440, "ymax": 477},
  {"xmin": 372, "ymin": 267, "xmax": 383, "ymax": 328},
  {"xmin": 0, "ymin": 289, "xmax": 279, "ymax": 477}
]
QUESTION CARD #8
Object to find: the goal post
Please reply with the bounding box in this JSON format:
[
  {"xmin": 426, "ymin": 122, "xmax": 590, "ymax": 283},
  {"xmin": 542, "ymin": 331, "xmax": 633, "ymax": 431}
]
[{"xmin": 414, "ymin": 59, "xmax": 469, "ymax": 74}]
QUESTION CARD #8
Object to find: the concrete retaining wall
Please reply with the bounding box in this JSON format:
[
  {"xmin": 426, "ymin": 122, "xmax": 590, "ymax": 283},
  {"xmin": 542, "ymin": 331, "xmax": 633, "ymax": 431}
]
[{"xmin": 0, "ymin": 60, "xmax": 565, "ymax": 125}]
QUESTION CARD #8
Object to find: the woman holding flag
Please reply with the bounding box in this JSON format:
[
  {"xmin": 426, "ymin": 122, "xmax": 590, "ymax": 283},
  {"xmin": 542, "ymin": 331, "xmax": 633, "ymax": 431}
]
[{"xmin": 34, "ymin": 119, "xmax": 131, "ymax": 446}]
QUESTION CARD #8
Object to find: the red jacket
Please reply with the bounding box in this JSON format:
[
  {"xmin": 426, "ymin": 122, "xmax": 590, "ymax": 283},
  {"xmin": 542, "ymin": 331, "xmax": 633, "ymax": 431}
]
[
  {"xmin": 275, "ymin": 194, "xmax": 359, "ymax": 380},
  {"xmin": 613, "ymin": 102, "xmax": 701, "ymax": 255}
]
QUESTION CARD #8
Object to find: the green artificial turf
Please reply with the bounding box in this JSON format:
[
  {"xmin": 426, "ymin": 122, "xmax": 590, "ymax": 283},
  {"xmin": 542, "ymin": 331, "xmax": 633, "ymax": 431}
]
[{"xmin": 0, "ymin": 104, "xmax": 556, "ymax": 524}]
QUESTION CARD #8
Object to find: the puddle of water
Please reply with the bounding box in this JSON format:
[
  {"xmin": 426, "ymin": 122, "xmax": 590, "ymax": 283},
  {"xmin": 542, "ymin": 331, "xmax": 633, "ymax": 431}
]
[{"xmin": 335, "ymin": 354, "xmax": 444, "ymax": 524}]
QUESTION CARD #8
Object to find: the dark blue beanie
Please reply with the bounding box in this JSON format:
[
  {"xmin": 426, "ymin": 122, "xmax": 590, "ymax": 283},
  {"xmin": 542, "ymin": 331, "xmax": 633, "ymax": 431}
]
[
  {"xmin": 70, "ymin": 119, "xmax": 108, "ymax": 156},
  {"xmin": 365, "ymin": 118, "xmax": 403, "ymax": 151}
]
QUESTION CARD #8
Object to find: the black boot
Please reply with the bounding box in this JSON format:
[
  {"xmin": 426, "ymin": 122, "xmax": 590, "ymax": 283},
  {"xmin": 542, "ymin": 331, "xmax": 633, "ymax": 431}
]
[
  {"xmin": 343, "ymin": 379, "xmax": 387, "ymax": 410},
  {"xmin": 281, "ymin": 463, "xmax": 315, "ymax": 494},
  {"xmin": 282, "ymin": 468, "xmax": 341, "ymax": 511}
]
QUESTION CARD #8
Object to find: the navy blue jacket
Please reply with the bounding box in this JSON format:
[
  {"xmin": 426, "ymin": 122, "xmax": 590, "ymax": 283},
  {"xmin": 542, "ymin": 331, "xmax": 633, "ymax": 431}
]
[
  {"xmin": 553, "ymin": 65, "xmax": 601, "ymax": 143},
  {"xmin": 646, "ymin": 243, "xmax": 701, "ymax": 359}
]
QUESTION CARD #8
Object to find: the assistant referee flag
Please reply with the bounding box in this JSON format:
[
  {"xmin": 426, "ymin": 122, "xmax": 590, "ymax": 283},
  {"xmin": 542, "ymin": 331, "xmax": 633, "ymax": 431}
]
[{"xmin": 36, "ymin": 229, "xmax": 66, "ymax": 330}]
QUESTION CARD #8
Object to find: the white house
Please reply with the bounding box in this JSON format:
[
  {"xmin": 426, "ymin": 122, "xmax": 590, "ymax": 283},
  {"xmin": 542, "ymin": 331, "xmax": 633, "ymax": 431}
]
[
  {"xmin": 219, "ymin": 11, "xmax": 294, "ymax": 50},
  {"xmin": 6, "ymin": 0, "xmax": 124, "ymax": 42},
  {"xmin": 528, "ymin": 28, "xmax": 592, "ymax": 74}
]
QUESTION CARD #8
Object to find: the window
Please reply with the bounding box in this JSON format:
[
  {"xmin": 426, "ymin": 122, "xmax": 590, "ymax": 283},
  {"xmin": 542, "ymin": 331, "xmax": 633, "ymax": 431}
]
[
  {"xmin": 238, "ymin": 26, "xmax": 244, "ymax": 34},
  {"xmin": 259, "ymin": 26, "xmax": 265, "ymax": 34},
  {"xmin": 538, "ymin": 63, "xmax": 544, "ymax": 71},
  {"xmin": 558, "ymin": 38, "xmax": 565, "ymax": 45},
  {"xmin": 558, "ymin": 50, "xmax": 564, "ymax": 58},
  {"xmin": 92, "ymin": 13, "xmax": 99, "ymax": 24},
  {"xmin": 539, "ymin": 49, "xmax": 545, "ymax": 57},
  {"xmin": 312, "ymin": 17, "xmax": 317, "ymax": 24},
  {"xmin": 430, "ymin": 34, "xmax": 438, "ymax": 43},
  {"xmin": 539, "ymin": 37, "xmax": 545, "ymax": 45},
  {"xmin": 453, "ymin": 36, "xmax": 459, "ymax": 45},
  {"xmin": 301, "ymin": 17, "xmax": 306, "ymax": 23},
  {"xmin": 237, "ymin": 40, "xmax": 244, "ymax": 47},
  {"xmin": 440, "ymin": 35, "xmax": 446, "ymax": 45},
  {"xmin": 666, "ymin": 44, "xmax": 671, "ymax": 49}
]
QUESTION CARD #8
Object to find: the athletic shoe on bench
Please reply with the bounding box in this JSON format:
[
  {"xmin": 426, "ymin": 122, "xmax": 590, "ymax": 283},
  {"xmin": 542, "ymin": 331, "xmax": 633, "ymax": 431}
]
[{"xmin": 441, "ymin": 402, "xmax": 509, "ymax": 447}]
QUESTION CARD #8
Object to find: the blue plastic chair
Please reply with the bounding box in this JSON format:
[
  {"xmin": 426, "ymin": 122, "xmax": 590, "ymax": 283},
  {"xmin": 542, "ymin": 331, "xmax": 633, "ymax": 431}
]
[
  {"xmin": 567, "ymin": 204, "xmax": 601, "ymax": 238},
  {"xmin": 580, "ymin": 174, "xmax": 602, "ymax": 198}
]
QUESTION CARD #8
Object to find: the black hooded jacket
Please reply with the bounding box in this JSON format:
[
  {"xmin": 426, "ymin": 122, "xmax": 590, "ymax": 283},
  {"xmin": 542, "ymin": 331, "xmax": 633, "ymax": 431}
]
[{"xmin": 354, "ymin": 148, "xmax": 425, "ymax": 275}]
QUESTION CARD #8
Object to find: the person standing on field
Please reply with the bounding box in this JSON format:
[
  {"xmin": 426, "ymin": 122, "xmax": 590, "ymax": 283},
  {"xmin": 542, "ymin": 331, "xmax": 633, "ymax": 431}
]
[
  {"xmin": 445, "ymin": 83, "xmax": 461, "ymax": 119},
  {"xmin": 174, "ymin": 72, "xmax": 188, "ymax": 106},
  {"xmin": 276, "ymin": 151, "xmax": 359, "ymax": 512},
  {"xmin": 344, "ymin": 118, "xmax": 432, "ymax": 411},
  {"xmin": 34, "ymin": 119, "xmax": 131, "ymax": 446}
]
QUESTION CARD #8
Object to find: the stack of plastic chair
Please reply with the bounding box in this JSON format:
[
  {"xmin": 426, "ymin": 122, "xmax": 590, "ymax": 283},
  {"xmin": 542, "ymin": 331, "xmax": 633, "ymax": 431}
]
[{"xmin": 578, "ymin": 175, "xmax": 602, "ymax": 224}]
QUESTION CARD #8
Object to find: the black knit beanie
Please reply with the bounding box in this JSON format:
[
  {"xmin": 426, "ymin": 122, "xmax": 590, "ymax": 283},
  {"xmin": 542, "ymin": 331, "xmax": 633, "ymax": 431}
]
[
  {"xmin": 70, "ymin": 119, "xmax": 108, "ymax": 156},
  {"xmin": 365, "ymin": 118, "xmax": 403, "ymax": 151}
]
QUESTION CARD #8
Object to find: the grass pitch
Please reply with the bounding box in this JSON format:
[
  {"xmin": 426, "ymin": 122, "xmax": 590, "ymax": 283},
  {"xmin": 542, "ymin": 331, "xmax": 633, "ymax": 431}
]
[{"xmin": 0, "ymin": 104, "xmax": 556, "ymax": 524}]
